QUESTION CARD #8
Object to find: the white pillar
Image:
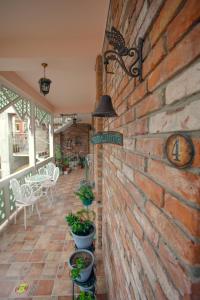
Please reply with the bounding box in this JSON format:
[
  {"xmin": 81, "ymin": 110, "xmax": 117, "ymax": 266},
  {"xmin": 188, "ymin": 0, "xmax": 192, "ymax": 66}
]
[
  {"xmin": 0, "ymin": 112, "xmax": 13, "ymax": 177},
  {"xmin": 29, "ymin": 103, "xmax": 36, "ymax": 166},
  {"xmin": 49, "ymin": 115, "xmax": 54, "ymax": 159}
]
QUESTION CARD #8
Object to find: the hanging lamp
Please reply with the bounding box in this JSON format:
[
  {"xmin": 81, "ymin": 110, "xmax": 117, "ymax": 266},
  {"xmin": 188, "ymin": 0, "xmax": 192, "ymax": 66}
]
[{"xmin": 39, "ymin": 63, "xmax": 51, "ymax": 96}]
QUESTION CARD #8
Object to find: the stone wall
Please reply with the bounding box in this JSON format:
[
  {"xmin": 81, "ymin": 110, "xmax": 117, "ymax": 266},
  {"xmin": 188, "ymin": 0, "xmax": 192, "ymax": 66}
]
[{"xmin": 96, "ymin": 1, "xmax": 200, "ymax": 299}]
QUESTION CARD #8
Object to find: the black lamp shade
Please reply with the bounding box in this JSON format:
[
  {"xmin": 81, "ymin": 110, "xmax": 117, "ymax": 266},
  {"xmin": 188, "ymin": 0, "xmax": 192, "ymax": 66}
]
[
  {"xmin": 39, "ymin": 77, "xmax": 51, "ymax": 96},
  {"xmin": 92, "ymin": 95, "xmax": 117, "ymax": 117}
]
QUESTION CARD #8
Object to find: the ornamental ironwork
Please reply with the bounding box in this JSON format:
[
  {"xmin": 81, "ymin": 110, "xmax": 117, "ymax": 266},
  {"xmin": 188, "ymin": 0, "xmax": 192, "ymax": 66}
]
[{"xmin": 104, "ymin": 27, "xmax": 143, "ymax": 81}]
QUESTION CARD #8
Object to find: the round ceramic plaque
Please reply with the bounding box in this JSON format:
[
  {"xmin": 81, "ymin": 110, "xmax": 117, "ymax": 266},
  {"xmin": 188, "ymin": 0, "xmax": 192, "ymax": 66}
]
[{"xmin": 165, "ymin": 134, "xmax": 194, "ymax": 168}]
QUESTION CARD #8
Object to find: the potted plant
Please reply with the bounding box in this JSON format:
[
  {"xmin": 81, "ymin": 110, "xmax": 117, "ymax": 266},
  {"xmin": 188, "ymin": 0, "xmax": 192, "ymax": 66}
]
[
  {"xmin": 75, "ymin": 185, "xmax": 95, "ymax": 207},
  {"xmin": 62, "ymin": 157, "xmax": 71, "ymax": 174},
  {"xmin": 55, "ymin": 145, "xmax": 63, "ymax": 173},
  {"xmin": 65, "ymin": 212, "xmax": 95, "ymax": 249},
  {"xmin": 69, "ymin": 249, "xmax": 94, "ymax": 282},
  {"xmin": 76, "ymin": 291, "xmax": 96, "ymax": 300},
  {"xmin": 78, "ymin": 156, "xmax": 85, "ymax": 169}
]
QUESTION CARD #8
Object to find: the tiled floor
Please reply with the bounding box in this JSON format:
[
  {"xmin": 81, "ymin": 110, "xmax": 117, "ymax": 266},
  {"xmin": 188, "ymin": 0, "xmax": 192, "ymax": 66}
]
[{"xmin": 0, "ymin": 170, "xmax": 107, "ymax": 300}]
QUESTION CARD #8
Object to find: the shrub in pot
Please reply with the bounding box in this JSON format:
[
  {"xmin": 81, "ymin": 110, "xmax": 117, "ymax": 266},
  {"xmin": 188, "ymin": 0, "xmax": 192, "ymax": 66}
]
[
  {"xmin": 69, "ymin": 249, "xmax": 94, "ymax": 282},
  {"xmin": 65, "ymin": 212, "xmax": 95, "ymax": 249},
  {"xmin": 76, "ymin": 291, "xmax": 96, "ymax": 300},
  {"xmin": 75, "ymin": 185, "xmax": 95, "ymax": 207},
  {"xmin": 62, "ymin": 157, "xmax": 69, "ymax": 171}
]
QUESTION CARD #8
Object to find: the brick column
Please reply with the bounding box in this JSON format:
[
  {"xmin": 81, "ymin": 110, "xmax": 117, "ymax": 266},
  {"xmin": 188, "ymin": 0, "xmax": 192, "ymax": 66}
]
[{"xmin": 94, "ymin": 55, "xmax": 103, "ymax": 249}]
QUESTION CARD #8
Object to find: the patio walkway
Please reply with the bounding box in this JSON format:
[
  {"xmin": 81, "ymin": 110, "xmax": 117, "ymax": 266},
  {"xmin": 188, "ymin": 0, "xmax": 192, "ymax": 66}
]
[{"xmin": 0, "ymin": 169, "xmax": 106, "ymax": 300}]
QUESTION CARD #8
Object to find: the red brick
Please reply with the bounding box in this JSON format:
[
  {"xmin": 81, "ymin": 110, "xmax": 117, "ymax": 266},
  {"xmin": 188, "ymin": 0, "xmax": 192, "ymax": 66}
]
[
  {"xmin": 143, "ymin": 275, "xmax": 154, "ymax": 300},
  {"xmin": 143, "ymin": 239, "xmax": 180, "ymax": 300},
  {"xmin": 167, "ymin": 0, "xmax": 200, "ymax": 49},
  {"xmin": 148, "ymin": 25, "xmax": 200, "ymax": 91},
  {"xmin": 121, "ymin": 108, "xmax": 134, "ymax": 125},
  {"xmin": 159, "ymin": 241, "xmax": 191, "ymax": 295},
  {"xmin": 136, "ymin": 94, "xmax": 163, "ymax": 118},
  {"xmin": 126, "ymin": 207, "xmax": 143, "ymax": 240},
  {"xmin": 192, "ymin": 138, "xmax": 200, "ymax": 167},
  {"xmin": 136, "ymin": 137, "xmax": 164, "ymax": 158},
  {"xmin": 148, "ymin": 159, "xmax": 200, "ymax": 205},
  {"xmin": 146, "ymin": 201, "xmax": 200, "ymax": 264},
  {"xmin": 128, "ymin": 81, "xmax": 147, "ymax": 107},
  {"xmin": 135, "ymin": 172, "xmax": 164, "ymax": 207},
  {"xmin": 134, "ymin": 206, "xmax": 159, "ymax": 247},
  {"xmin": 164, "ymin": 193, "xmax": 200, "ymax": 237},
  {"xmin": 125, "ymin": 180, "xmax": 146, "ymax": 209},
  {"xmin": 155, "ymin": 283, "xmax": 168, "ymax": 300},
  {"xmin": 113, "ymin": 117, "xmax": 121, "ymax": 129},
  {"xmin": 117, "ymin": 75, "xmax": 130, "ymax": 98},
  {"xmin": 125, "ymin": 152, "xmax": 145, "ymax": 171},
  {"xmin": 116, "ymin": 100, "xmax": 127, "ymax": 115},
  {"xmin": 127, "ymin": 118, "xmax": 148, "ymax": 136},
  {"xmin": 143, "ymin": 37, "xmax": 166, "ymax": 77},
  {"xmin": 149, "ymin": 0, "xmax": 183, "ymax": 46},
  {"xmin": 191, "ymin": 282, "xmax": 200, "ymax": 299},
  {"xmin": 119, "ymin": 77, "xmax": 135, "ymax": 102}
]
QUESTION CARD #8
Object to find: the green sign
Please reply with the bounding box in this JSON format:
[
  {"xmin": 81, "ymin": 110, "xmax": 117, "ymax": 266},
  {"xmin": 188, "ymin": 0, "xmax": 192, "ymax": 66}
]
[{"xmin": 91, "ymin": 131, "xmax": 123, "ymax": 146}]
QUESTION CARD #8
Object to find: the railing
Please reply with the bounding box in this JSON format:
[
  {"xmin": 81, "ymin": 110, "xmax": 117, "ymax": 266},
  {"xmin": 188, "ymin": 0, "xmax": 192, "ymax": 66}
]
[{"xmin": 0, "ymin": 157, "xmax": 53, "ymax": 227}]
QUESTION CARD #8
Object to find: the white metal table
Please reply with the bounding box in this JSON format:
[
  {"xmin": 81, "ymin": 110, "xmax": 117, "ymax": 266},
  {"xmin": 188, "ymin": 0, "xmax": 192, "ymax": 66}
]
[{"xmin": 25, "ymin": 174, "xmax": 51, "ymax": 185}]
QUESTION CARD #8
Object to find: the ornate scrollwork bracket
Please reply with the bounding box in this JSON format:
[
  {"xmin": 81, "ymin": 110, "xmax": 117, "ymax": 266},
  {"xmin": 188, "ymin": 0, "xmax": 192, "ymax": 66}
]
[{"xmin": 104, "ymin": 27, "xmax": 144, "ymax": 81}]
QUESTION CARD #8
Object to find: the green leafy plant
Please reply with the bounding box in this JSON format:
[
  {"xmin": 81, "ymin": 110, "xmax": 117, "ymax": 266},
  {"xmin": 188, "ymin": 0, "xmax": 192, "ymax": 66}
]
[
  {"xmin": 63, "ymin": 157, "xmax": 69, "ymax": 167},
  {"xmin": 65, "ymin": 213, "xmax": 79, "ymax": 226},
  {"xmin": 65, "ymin": 212, "xmax": 93, "ymax": 236},
  {"xmin": 76, "ymin": 209, "xmax": 96, "ymax": 222},
  {"xmin": 71, "ymin": 257, "xmax": 86, "ymax": 280},
  {"xmin": 75, "ymin": 185, "xmax": 95, "ymax": 206},
  {"xmin": 78, "ymin": 156, "xmax": 85, "ymax": 168},
  {"xmin": 76, "ymin": 291, "xmax": 95, "ymax": 300},
  {"xmin": 55, "ymin": 145, "xmax": 62, "ymax": 162}
]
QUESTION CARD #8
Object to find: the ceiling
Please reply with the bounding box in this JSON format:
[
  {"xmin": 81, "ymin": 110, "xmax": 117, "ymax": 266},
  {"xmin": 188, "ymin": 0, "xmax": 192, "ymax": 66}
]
[{"xmin": 0, "ymin": 0, "xmax": 109, "ymax": 114}]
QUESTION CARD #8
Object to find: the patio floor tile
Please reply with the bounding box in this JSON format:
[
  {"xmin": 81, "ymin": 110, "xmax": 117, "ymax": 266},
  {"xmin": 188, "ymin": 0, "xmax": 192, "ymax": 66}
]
[
  {"xmin": 0, "ymin": 280, "xmax": 17, "ymax": 297},
  {"xmin": 31, "ymin": 279, "xmax": 54, "ymax": 296},
  {"xmin": 0, "ymin": 170, "xmax": 107, "ymax": 298},
  {"xmin": 26, "ymin": 263, "xmax": 45, "ymax": 279}
]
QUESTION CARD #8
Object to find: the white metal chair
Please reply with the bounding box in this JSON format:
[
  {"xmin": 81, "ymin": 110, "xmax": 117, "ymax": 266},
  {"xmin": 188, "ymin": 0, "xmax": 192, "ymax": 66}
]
[
  {"xmin": 42, "ymin": 167, "xmax": 60, "ymax": 204},
  {"xmin": 46, "ymin": 162, "xmax": 56, "ymax": 180},
  {"xmin": 10, "ymin": 178, "xmax": 42, "ymax": 230},
  {"xmin": 38, "ymin": 166, "xmax": 48, "ymax": 175}
]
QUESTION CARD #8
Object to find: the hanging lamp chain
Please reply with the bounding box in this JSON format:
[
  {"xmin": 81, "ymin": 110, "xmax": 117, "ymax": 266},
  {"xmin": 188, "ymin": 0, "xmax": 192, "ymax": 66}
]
[{"xmin": 41, "ymin": 63, "xmax": 48, "ymax": 78}]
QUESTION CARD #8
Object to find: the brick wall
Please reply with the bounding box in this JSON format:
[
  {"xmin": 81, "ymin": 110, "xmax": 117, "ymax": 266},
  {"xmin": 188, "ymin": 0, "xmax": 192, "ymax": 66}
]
[
  {"xmin": 98, "ymin": 1, "xmax": 200, "ymax": 299},
  {"xmin": 55, "ymin": 123, "xmax": 90, "ymax": 157},
  {"xmin": 94, "ymin": 55, "xmax": 104, "ymax": 249}
]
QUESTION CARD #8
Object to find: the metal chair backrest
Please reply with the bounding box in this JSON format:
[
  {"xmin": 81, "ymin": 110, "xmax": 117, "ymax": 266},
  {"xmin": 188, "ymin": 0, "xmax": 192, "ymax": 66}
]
[
  {"xmin": 53, "ymin": 167, "xmax": 59, "ymax": 183},
  {"xmin": 38, "ymin": 166, "xmax": 47, "ymax": 175},
  {"xmin": 46, "ymin": 162, "xmax": 56, "ymax": 179},
  {"xmin": 10, "ymin": 178, "xmax": 22, "ymax": 203}
]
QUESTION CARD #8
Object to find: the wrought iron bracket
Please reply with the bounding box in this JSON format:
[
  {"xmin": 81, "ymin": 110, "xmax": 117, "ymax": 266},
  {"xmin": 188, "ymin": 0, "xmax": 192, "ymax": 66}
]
[{"xmin": 104, "ymin": 27, "xmax": 143, "ymax": 81}]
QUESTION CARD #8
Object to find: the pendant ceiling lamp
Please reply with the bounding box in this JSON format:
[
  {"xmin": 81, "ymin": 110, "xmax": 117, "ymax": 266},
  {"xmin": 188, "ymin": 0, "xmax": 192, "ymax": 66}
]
[{"xmin": 39, "ymin": 63, "xmax": 51, "ymax": 96}]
